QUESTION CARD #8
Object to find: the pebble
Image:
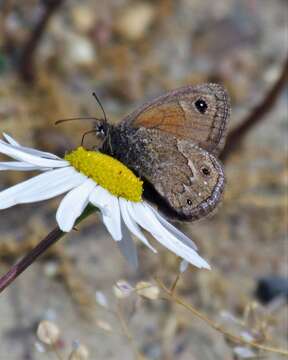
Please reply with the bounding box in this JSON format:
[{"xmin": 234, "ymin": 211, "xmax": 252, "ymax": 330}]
[
  {"xmin": 70, "ymin": 5, "xmax": 96, "ymax": 33},
  {"xmin": 115, "ymin": 2, "xmax": 156, "ymax": 41},
  {"xmin": 63, "ymin": 33, "xmax": 96, "ymax": 67},
  {"xmin": 255, "ymin": 276, "xmax": 288, "ymax": 304},
  {"xmin": 49, "ymin": 20, "xmax": 96, "ymax": 68}
]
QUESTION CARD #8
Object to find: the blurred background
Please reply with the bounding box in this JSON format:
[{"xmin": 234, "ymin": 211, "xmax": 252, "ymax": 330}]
[{"xmin": 0, "ymin": 0, "xmax": 287, "ymax": 359}]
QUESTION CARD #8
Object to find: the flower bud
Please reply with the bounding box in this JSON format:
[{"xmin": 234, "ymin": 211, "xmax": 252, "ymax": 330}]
[{"xmin": 37, "ymin": 320, "xmax": 60, "ymax": 345}]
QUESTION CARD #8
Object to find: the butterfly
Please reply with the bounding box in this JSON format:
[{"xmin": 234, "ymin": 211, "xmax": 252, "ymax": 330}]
[{"xmin": 95, "ymin": 83, "xmax": 230, "ymax": 221}]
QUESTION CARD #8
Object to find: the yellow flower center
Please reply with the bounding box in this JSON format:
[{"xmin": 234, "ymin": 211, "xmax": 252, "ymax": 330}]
[{"xmin": 65, "ymin": 147, "xmax": 143, "ymax": 202}]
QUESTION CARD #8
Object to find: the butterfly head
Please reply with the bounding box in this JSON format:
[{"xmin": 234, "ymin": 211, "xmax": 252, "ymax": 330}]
[{"xmin": 95, "ymin": 118, "xmax": 109, "ymax": 138}]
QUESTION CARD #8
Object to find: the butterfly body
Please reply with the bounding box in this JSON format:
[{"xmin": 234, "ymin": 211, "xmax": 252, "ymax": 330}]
[{"xmin": 97, "ymin": 83, "xmax": 230, "ymax": 221}]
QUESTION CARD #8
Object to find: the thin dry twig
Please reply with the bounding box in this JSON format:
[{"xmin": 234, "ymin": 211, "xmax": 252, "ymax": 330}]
[
  {"xmin": 18, "ymin": 0, "xmax": 64, "ymax": 83},
  {"xmin": 156, "ymin": 278, "xmax": 288, "ymax": 357},
  {"xmin": 221, "ymin": 55, "xmax": 288, "ymax": 162},
  {"xmin": 0, "ymin": 0, "xmax": 14, "ymax": 36},
  {"xmin": 116, "ymin": 302, "xmax": 144, "ymax": 359}
]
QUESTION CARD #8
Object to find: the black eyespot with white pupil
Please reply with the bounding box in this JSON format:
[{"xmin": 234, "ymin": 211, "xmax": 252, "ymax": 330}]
[
  {"xmin": 195, "ymin": 98, "xmax": 208, "ymax": 114},
  {"xmin": 201, "ymin": 167, "xmax": 211, "ymax": 176},
  {"xmin": 187, "ymin": 199, "xmax": 192, "ymax": 206}
]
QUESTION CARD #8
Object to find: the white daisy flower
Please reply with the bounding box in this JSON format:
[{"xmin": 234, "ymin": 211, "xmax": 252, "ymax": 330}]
[{"xmin": 0, "ymin": 133, "xmax": 210, "ymax": 270}]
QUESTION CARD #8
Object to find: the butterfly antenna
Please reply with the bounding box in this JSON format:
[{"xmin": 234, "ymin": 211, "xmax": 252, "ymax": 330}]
[
  {"xmin": 92, "ymin": 92, "xmax": 107, "ymax": 123},
  {"xmin": 55, "ymin": 117, "xmax": 99, "ymax": 125}
]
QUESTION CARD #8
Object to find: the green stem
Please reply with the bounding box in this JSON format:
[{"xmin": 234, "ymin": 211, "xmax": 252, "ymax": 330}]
[{"xmin": 0, "ymin": 205, "xmax": 96, "ymax": 294}]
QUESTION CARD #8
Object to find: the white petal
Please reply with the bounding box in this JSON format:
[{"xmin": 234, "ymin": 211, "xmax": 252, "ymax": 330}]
[
  {"xmin": 0, "ymin": 140, "xmax": 68, "ymax": 168},
  {"xmin": 89, "ymin": 187, "xmax": 122, "ymax": 241},
  {"xmin": 180, "ymin": 259, "xmax": 189, "ymax": 273},
  {"xmin": 56, "ymin": 178, "xmax": 96, "ymax": 232},
  {"xmin": 149, "ymin": 204, "xmax": 198, "ymax": 251},
  {"xmin": 2, "ymin": 133, "xmax": 20, "ymax": 146},
  {"xmin": 117, "ymin": 219, "xmax": 138, "ymax": 269},
  {"xmin": 120, "ymin": 199, "xmax": 156, "ymax": 253},
  {"xmin": 130, "ymin": 202, "xmax": 210, "ymax": 269},
  {"xmin": 0, "ymin": 161, "xmax": 49, "ymax": 171},
  {"xmin": 0, "ymin": 167, "xmax": 86, "ymax": 209},
  {"xmin": 2, "ymin": 133, "xmax": 61, "ymax": 159}
]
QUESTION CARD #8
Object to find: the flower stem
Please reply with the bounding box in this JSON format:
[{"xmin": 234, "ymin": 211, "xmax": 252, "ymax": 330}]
[{"xmin": 0, "ymin": 205, "xmax": 96, "ymax": 294}]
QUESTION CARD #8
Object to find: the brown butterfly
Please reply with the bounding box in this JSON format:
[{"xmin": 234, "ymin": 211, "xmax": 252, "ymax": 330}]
[{"xmin": 95, "ymin": 83, "xmax": 230, "ymax": 221}]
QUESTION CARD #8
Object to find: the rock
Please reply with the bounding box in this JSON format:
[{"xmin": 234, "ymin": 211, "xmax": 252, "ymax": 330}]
[
  {"xmin": 63, "ymin": 33, "xmax": 96, "ymax": 67},
  {"xmin": 49, "ymin": 20, "xmax": 97, "ymax": 68},
  {"xmin": 70, "ymin": 5, "xmax": 96, "ymax": 33},
  {"xmin": 115, "ymin": 2, "xmax": 156, "ymax": 41},
  {"xmin": 255, "ymin": 276, "xmax": 288, "ymax": 304}
]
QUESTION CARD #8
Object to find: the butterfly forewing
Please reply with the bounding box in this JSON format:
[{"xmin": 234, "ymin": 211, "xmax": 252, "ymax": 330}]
[{"xmin": 122, "ymin": 83, "xmax": 230, "ymax": 156}]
